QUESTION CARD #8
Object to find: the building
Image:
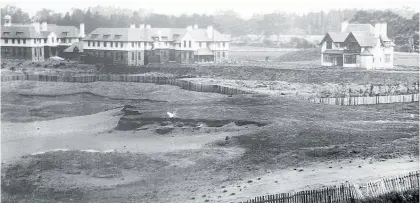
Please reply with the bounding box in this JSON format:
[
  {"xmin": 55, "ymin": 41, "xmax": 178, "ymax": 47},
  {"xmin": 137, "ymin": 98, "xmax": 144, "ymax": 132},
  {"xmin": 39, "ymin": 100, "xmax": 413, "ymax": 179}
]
[
  {"xmin": 1, "ymin": 15, "xmax": 85, "ymax": 61},
  {"xmin": 320, "ymin": 21, "xmax": 395, "ymax": 69},
  {"xmin": 82, "ymin": 24, "xmax": 230, "ymax": 65}
]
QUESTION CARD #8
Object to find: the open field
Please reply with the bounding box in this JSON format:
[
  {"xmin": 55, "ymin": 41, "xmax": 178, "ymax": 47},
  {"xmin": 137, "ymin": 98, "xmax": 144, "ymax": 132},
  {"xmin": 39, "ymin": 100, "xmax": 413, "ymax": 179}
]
[{"xmin": 1, "ymin": 80, "xmax": 419, "ymax": 203}]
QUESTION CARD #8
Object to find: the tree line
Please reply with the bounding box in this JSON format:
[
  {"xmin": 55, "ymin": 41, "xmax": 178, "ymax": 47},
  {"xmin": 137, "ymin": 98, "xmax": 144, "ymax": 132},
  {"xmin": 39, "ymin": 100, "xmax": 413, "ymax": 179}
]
[{"xmin": 1, "ymin": 5, "xmax": 418, "ymax": 51}]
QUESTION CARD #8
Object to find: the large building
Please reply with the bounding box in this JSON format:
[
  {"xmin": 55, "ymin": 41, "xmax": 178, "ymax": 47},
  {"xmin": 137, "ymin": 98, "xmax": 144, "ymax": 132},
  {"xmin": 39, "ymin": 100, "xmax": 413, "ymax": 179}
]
[
  {"xmin": 1, "ymin": 15, "xmax": 85, "ymax": 61},
  {"xmin": 82, "ymin": 24, "xmax": 230, "ymax": 65},
  {"xmin": 320, "ymin": 21, "xmax": 395, "ymax": 69}
]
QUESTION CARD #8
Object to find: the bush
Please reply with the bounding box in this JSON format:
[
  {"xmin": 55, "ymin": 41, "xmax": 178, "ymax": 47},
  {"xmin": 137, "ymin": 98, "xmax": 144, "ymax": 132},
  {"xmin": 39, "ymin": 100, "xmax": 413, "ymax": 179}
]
[{"xmin": 361, "ymin": 189, "xmax": 419, "ymax": 203}]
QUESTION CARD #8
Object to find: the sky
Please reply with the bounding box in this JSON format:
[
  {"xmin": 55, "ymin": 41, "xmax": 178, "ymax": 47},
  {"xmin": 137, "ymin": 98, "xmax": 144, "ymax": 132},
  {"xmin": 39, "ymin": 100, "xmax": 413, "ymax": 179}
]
[{"xmin": 2, "ymin": 0, "xmax": 419, "ymax": 19}]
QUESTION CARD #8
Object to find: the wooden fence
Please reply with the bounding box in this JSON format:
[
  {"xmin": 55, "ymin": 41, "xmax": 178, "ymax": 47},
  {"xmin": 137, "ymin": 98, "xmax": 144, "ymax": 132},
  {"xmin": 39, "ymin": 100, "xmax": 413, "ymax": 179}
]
[
  {"xmin": 309, "ymin": 94, "xmax": 419, "ymax": 106},
  {"xmin": 1, "ymin": 74, "xmax": 249, "ymax": 95},
  {"xmin": 239, "ymin": 171, "xmax": 419, "ymax": 203}
]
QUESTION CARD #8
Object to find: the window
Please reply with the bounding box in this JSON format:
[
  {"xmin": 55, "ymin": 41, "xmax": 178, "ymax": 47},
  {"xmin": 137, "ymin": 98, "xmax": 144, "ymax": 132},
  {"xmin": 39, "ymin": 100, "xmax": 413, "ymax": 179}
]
[
  {"xmin": 138, "ymin": 52, "xmax": 141, "ymax": 60},
  {"xmin": 120, "ymin": 42, "xmax": 123, "ymax": 48},
  {"xmin": 104, "ymin": 52, "xmax": 107, "ymax": 58},
  {"xmin": 16, "ymin": 32, "xmax": 23, "ymax": 36},
  {"xmin": 34, "ymin": 48, "xmax": 37, "ymax": 57},
  {"xmin": 43, "ymin": 39, "xmax": 46, "ymax": 43},
  {"xmin": 92, "ymin": 41, "xmax": 95, "ymax": 47},
  {"xmin": 17, "ymin": 39, "xmax": 20, "ymax": 44},
  {"xmin": 23, "ymin": 48, "xmax": 26, "ymax": 57},
  {"xmin": 385, "ymin": 54, "xmax": 391, "ymax": 63},
  {"xmin": 199, "ymin": 42, "xmax": 202, "ymax": 47},
  {"xmin": 179, "ymin": 44, "xmax": 181, "ymax": 48},
  {"xmin": 103, "ymin": 34, "xmax": 110, "ymax": 39},
  {"xmin": 223, "ymin": 42, "xmax": 225, "ymax": 47},
  {"xmin": 217, "ymin": 52, "xmax": 220, "ymax": 58},
  {"xmin": 183, "ymin": 41, "xmax": 186, "ymax": 48},
  {"xmin": 120, "ymin": 52, "xmax": 123, "ymax": 60},
  {"xmin": 97, "ymin": 41, "xmax": 100, "ymax": 47},
  {"xmin": 5, "ymin": 39, "xmax": 8, "ymax": 44},
  {"xmin": 326, "ymin": 41, "xmax": 332, "ymax": 49},
  {"xmin": 88, "ymin": 41, "xmax": 91, "ymax": 47},
  {"xmin": 52, "ymin": 38, "xmax": 54, "ymax": 43},
  {"xmin": 62, "ymin": 32, "xmax": 68, "ymax": 36},
  {"xmin": 23, "ymin": 39, "xmax": 26, "ymax": 44},
  {"xmin": 344, "ymin": 55, "xmax": 356, "ymax": 64},
  {"xmin": 114, "ymin": 35, "xmax": 121, "ymax": 39},
  {"xmin": 12, "ymin": 39, "xmax": 15, "ymax": 44},
  {"xmin": 3, "ymin": 32, "xmax": 11, "ymax": 36},
  {"xmin": 323, "ymin": 55, "xmax": 332, "ymax": 62},
  {"xmin": 92, "ymin": 34, "xmax": 99, "ymax": 39},
  {"xmin": 163, "ymin": 51, "xmax": 166, "ymax": 58},
  {"xmin": 189, "ymin": 41, "xmax": 191, "ymax": 48},
  {"xmin": 132, "ymin": 52, "xmax": 134, "ymax": 60},
  {"xmin": 104, "ymin": 41, "xmax": 107, "ymax": 47},
  {"xmin": 222, "ymin": 52, "xmax": 225, "ymax": 57},
  {"xmin": 39, "ymin": 48, "xmax": 42, "ymax": 57},
  {"xmin": 110, "ymin": 42, "xmax": 113, "ymax": 47},
  {"xmin": 131, "ymin": 42, "xmax": 135, "ymax": 47},
  {"xmin": 110, "ymin": 52, "xmax": 113, "ymax": 59}
]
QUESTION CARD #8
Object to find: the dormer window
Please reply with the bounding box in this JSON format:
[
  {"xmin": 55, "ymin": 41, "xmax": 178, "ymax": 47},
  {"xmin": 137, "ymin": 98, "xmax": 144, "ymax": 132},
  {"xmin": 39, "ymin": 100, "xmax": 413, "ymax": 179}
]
[
  {"xmin": 16, "ymin": 32, "xmax": 24, "ymax": 36},
  {"xmin": 162, "ymin": 36, "xmax": 168, "ymax": 41},
  {"xmin": 114, "ymin": 35, "xmax": 122, "ymax": 39},
  {"xmin": 2, "ymin": 32, "xmax": 11, "ymax": 36},
  {"xmin": 103, "ymin": 34, "xmax": 110, "ymax": 39},
  {"xmin": 62, "ymin": 32, "xmax": 68, "ymax": 36},
  {"xmin": 91, "ymin": 34, "xmax": 99, "ymax": 39},
  {"xmin": 326, "ymin": 41, "xmax": 332, "ymax": 49}
]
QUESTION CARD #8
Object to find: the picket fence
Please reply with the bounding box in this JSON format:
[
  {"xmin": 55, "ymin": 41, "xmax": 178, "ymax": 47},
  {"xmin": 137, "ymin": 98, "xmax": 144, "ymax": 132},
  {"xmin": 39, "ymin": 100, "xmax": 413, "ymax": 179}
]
[
  {"xmin": 309, "ymin": 94, "xmax": 419, "ymax": 106},
  {"xmin": 1, "ymin": 74, "xmax": 249, "ymax": 95},
  {"xmin": 239, "ymin": 171, "xmax": 419, "ymax": 203}
]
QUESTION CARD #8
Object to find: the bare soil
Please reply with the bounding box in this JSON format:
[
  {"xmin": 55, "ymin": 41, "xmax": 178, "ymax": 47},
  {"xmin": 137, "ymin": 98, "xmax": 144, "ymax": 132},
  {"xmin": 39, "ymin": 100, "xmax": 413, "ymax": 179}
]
[{"xmin": 1, "ymin": 79, "xmax": 418, "ymax": 203}]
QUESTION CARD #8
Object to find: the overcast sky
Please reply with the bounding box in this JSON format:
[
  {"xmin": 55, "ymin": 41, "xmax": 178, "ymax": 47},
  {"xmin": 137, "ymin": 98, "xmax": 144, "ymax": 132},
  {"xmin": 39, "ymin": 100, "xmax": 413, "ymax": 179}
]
[{"xmin": 2, "ymin": 0, "xmax": 419, "ymax": 19}]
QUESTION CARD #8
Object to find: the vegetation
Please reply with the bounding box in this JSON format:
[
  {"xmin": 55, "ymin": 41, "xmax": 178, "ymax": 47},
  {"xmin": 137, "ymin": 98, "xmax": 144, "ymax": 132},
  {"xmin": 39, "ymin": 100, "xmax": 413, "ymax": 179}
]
[
  {"xmin": 274, "ymin": 48, "xmax": 321, "ymax": 62},
  {"xmin": 360, "ymin": 189, "xmax": 419, "ymax": 203}
]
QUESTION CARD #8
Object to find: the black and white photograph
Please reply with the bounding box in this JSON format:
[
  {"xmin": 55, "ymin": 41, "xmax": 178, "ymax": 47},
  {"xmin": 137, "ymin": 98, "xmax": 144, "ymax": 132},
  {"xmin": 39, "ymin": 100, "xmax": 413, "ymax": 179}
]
[{"xmin": 0, "ymin": 0, "xmax": 419, "ymax": 202}]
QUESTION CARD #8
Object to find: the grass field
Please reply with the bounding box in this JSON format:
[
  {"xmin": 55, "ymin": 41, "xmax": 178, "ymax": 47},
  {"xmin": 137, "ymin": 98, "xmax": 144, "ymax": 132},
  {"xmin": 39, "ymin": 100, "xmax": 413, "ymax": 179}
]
[{"xmin": 2, "ymin": 80, "xmax": 419, "ymax": 203}]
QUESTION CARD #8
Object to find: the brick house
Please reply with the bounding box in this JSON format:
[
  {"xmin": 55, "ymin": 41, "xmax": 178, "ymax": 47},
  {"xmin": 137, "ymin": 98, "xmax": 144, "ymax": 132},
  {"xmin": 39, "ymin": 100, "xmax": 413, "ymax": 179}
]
[
  {"xmin": 82, "ymin": 24, "xmax": 230, "ymax": 65},
  {"xmin": 320, "ymin": 21, "xmax": 395, "ymax": 69}
]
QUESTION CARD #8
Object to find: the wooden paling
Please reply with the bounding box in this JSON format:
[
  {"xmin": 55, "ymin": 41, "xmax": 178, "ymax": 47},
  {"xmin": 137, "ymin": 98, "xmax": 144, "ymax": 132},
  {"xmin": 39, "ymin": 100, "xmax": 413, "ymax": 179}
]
[{"xmin": 239, "ymin": 171, "xmax": 419, "ymax": 203}]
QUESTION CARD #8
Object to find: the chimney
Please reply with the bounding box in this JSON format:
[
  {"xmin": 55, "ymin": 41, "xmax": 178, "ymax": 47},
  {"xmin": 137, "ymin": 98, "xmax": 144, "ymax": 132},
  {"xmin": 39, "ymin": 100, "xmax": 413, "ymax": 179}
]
[
  {"xmin": 32, "ymin": 22, "xmax": 40, "ymax": 33},
  {"xmin": 130, "ymin": 24, "xmax": 136, "ymax": 28},
  {"xmin": 194, "ymin": 24, "xmax": 198, "ymax": 29},
  {"xmin": 380, "ymin": 23, "xmax": 387, "ymax": 37},
  {"xmin": 79, "ymin": 23, "xmax": 85, "ymax": 38},
  {"xmin": 207, "ymin": 25, "xmax": 213, "ymax": 39},
  {"xmin": 41, "ymin": 22, "xmax": 48, "ymax": 31},
  {"xmin": 4, "ymin": 15, "xmax": 12, "ymax": 27},
  {"xmin": 146, "ymin": 24, "xmax": 151, "ymax": 29},
  {"xmin": 139, "ymin": 24, "xmax": 145, "ymax": 28},
  {"xmin": 341, "ymin": 21, "xmax": 348, "ymax": 32},
  {"xmin": 374, "ymin": 23, "xmax": 381, "ymax": 37},
  {"xmin": 187, "ymin": 25, "xmax": 193, "ymax": 31}
]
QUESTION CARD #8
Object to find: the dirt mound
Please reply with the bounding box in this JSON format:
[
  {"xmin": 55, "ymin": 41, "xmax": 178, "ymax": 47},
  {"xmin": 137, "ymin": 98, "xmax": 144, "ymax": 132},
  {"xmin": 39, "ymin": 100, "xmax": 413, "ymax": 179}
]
[
  {"xmin": 114, "ymin": 116, "xmax": 268, "ymax": 131},
  {"xmin": 274, "ymin": 48, "xmax": 320, "ymax": 62}
]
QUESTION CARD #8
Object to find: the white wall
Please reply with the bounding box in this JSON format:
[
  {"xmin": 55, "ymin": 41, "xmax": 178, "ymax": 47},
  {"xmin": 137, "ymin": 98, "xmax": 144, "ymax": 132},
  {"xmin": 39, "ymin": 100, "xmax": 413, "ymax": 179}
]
[{"xmin": 1, "ymin": 38, "xmax": 44, "ymax": 47}]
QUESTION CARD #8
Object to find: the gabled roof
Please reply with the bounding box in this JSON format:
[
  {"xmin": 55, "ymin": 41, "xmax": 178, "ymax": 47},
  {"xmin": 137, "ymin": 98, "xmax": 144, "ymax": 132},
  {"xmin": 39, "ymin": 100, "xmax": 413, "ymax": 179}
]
[
  {"xmin": 83, "ymin": 27, "xmax": 230, "ymax": 42},
  {"xmin": 46, "ymin": 24, "xmax": 80, "ymax": 38},
  {"xmin": 345, "ymin": 24, "xmax": 375, "ymax": 33},
  {"xmin": 63, "ymin": 41, "xmax": 83, "ymax": 52},
  {"xmin": 320, "ymin": 32, "xmax": 348, "ymax": 44},
  {"xmin": 1, "ymin": 26, "xmax": 44, "ymax": 38},
  {"xmin": 349, "ymin": 31, "xmax": 377, "ymax": 47}
]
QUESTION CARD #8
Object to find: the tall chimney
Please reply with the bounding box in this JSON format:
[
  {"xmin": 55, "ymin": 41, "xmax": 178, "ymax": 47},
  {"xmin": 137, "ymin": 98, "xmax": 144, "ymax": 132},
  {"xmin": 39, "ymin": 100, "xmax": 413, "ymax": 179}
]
[
  {"xmin": 130, "ymin": 24, "xmax": 136, "ymax": 28},
  {"xmin": 146, "ymin": 24, "xmax": 151, "ymax": 29},
  {"xmin": 207, "ymin": 25, "xmax": 213, "ymax": 39},
  {"xmin": 374, "ymin": 23, "xmax": 381, "ymax": 37},
  {"xmin": 41, "ymin": 22, "xmax": 48, "ymax": 31},
  {"xmin": 79, "ymin": 23, "xmax": 85, "ymax": 38},
  {"xmin": 32, "ymin": 22, "xmax": 40, "ymax": 33},
  {"xmin": 341, "ymin": 21, "xmax": 348, "ymax": 32}
]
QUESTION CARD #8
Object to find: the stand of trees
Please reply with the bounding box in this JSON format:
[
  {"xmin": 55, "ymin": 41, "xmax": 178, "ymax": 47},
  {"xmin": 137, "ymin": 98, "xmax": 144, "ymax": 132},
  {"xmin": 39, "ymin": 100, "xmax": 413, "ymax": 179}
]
[{"xmin": 1, "ymin": 5, "xmax": 418, "ymax": 51}]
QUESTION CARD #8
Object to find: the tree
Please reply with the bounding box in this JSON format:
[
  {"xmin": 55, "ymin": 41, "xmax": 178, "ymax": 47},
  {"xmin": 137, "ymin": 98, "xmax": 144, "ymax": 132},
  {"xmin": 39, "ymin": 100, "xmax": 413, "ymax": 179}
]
[{"xmin": 1, "ymin": 5, "xmax": 30, "ymax": 24}]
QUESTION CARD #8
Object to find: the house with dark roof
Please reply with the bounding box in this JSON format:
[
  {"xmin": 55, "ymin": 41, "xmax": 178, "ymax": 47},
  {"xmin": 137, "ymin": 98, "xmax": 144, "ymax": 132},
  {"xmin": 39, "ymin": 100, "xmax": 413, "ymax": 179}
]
[
  {"xmin": 82, "ymin": 24, "xmax": 230, "ymax": 65},
  {"xmin": 320, "ymin": 21, "xmax": 395, "ymax": 69},
  {"xmin": 1, "ymin": 15, "xmax": 85, "ymax": 61}
]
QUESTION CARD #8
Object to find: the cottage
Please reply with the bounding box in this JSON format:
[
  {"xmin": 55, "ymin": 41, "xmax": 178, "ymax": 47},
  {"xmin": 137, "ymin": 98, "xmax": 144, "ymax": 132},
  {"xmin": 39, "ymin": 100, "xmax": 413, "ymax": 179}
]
[{"xmin": 320, "ymin": 21, "xmax": 395, "ymax": 69}]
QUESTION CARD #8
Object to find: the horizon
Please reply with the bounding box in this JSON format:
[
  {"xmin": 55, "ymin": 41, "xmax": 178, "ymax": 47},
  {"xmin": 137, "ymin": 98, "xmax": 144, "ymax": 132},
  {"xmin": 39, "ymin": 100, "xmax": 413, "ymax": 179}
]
[{"xmin": 1, "ymin": 0, "xmax": 419, "ymax": 19}]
